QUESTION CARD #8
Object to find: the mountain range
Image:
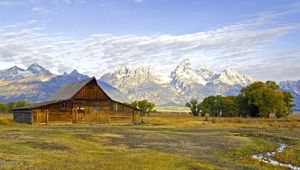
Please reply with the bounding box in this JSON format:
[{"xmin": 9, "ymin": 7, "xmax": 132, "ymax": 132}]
[{"xmin": 0, "ymin": 60, "xmax": 299, "ymax": 111}]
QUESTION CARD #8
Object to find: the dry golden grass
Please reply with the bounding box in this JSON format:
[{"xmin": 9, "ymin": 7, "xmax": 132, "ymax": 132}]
[
  {"xmin": 0, "ymin": 114, "xmax": 15, "ymax": 125},
  {"xmin": 0, "ymin": 113, "xmax": 299, "ymax": 170},
  {"xmin": 145, "ymin": 114, "xmax": 300, "ymax": 129}
]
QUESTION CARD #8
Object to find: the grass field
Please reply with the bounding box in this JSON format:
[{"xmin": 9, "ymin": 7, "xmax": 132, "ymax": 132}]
[{"xmin": 0, "ymin": 114, "xmax": 299, "ymax": 170}]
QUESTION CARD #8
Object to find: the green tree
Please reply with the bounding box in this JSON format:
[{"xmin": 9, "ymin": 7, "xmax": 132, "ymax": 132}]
[
  {"xmin": 0, "ymin": 102, "xmax": 8, "ymax": 114},
  {"xmin": 236, "ymin": 95, "xmax": 251, "ymax": 117},
  {"xmin": 275, "ymin": 91, "xmax": 295, "ymax": 118},
  {"xmin": 198, "ymin": 81, "xmax": 294, "ymax": 118},
  {"xmin": 200, "ymin": 96, "xmax": 239, "ymax": 117},
  {"xmin": 15, "ymin": 100, "xmax": 30, "ymax": 108},
  {"xmin": 6, "ymin": 102, "xmax": 15, "ymax": 113},
  {"xmin": 265, "ymin": 80, "xmax": 279, "ymax": 90},
  {"xmin": 185, "ymin": 99, "xmax": 201, "ymax": 116},
  {"xmin": 283, "ymin": 91, "xmax": 294, "ymax": 114},
  {"xmin": 130, "ymin": 100, "xmax": 155, "ymax": 123},
  {"xmin": 201, "ymin": 96, "xmax": 221, "ymax": 117},
  {"xmin": 239, "ymin": 81, "xmax": 294, "ymax": 118},
  {"xmin": 218, "ymin": 96, "xmax": 238, "ymax": 117}
]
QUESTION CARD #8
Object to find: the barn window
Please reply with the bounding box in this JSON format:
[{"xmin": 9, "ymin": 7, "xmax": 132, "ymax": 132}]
[
  {"xmin": 77, "ymin": 107, "xmax": 85, "ymax": 113},
  {"xmin": 60, "ymin": 102, "xmax": 67, "ymax": 109}
]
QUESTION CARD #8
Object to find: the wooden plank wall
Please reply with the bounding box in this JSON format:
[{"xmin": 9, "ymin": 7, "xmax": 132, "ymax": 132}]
[
  {"xmin": 13, "ymin": 110, "xmax": 32, "ymax": 124},
  {"xmin": 110, "ymin": 101, "xmax": 141, "ymax": 123},
  {"xmin": 73, "ymin": 106, "xmax": 110, "ymax": 124},
  {"xmin": 73, "ymin": 80, "xmax": 109, "ymax": 100},
  {"xmin": 32, "ymin": 101, "xmax": 73, "ymax": 123}
]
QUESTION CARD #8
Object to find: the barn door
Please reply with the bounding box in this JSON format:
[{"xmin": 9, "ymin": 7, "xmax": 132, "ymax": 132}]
[
  {"xmin": 37, "ymin": 109, "xmax": 47, "ymax": 124},
  {"xmin": 90, "ymin": 107, "xmax": 110, "ymax": 124},
  {"xmin": 75, "ymin": 107, "xmax": 86, "ymax": 124}
]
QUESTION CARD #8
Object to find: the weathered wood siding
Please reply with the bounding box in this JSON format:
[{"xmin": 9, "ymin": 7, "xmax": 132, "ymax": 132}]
[
  {"xmin": 13, "ymin": 110, "xmax": 32, "ymax": 124},
  {"xmin": 72, "ymin": 106, "xmax": 110, "ymax": 124},
  {"xmin": 73, "ymin": 80, "xmax": 109, "ymax": 100},
  {"xmin": 32, "ymin": 101, "xmax": 73, "ymax": 123},
  {"xmin": 110, "ymin": 101, "xmax": 141, "ymax": 123}
]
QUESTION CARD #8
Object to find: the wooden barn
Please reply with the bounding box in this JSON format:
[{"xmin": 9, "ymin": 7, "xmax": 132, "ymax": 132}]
[{"xmin": 13, "ymin": 77, "xmax": 141, "ymax": 124}]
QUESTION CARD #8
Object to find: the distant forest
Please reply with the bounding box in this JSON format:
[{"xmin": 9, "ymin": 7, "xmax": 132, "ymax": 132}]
[{"xmin": 186, "ymin": 81, "xmax": 294, "ymax": 118}]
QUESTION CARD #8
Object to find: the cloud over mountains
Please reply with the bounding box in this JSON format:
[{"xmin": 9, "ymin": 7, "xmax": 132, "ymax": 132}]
[{"xmin": 0, "ymin": 2, "xmax": 300, "ymax": 81}]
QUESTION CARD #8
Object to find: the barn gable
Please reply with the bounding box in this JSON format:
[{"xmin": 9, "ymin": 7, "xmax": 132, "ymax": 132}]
[
  {"xmin": 51, "ymin": 78, "xmax": 96, "ymax": 101},
  {"xmin": 73, "ymin": 79, "xmax": 109, "ymax": 100}
]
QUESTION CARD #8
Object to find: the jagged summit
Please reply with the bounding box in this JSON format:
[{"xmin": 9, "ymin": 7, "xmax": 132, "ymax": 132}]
[
  {"xmin": 27, "ymin": 63, "xmax": 52, "ymax": 76},
  {"xmin": 99, "ymin": 59, "xmax": 256, "ymax": 105},
  {"xmin": 2, "ymin": 61, "xmax": 298, "ymax": 109},
  {"xmin": 170, "ymin": 59, "xmax": 208, "ymax": 93},
  {"xmin": 70, "ymin": 69, "xmax": 80, "ymax": 75},
  {"xmin": 103, "ymin": 65, "xmax": 166, "ymax": 86},
  {"xmin": 213, "ymin": 67, "xmax": 254, "ymax": 86},
  {"xmin": 176, "ymin": 59, "xmax": 192, "ymax": 70},
  {"xmin": 0, "ymin": 66, "xmax": 30, "ymax": 81},
  {"xmin": 0, "ymin": 63, "xmax": 55, "ymax": 82}
]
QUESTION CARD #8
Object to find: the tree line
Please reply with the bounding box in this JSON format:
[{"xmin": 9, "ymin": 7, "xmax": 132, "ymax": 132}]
[
  {"xmin": 0, "ymin": 101, "xmax": 30, "ymax": 114},
  {"xmin": 186, "ymin": 81, "xmax": 294, "ymax": 118}
]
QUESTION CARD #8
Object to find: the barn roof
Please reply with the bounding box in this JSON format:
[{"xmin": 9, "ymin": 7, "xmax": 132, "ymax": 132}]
[
  {"xmin": 13, "ymin": 77, "xmax": 140, "ymax": 111},
  {"xmin": 50, "ymin": 78, "xmax": 94, "ymax": 101},
  {"xmin": 14, "ymin": 100, "xmax": 69, "ymax": 110}
]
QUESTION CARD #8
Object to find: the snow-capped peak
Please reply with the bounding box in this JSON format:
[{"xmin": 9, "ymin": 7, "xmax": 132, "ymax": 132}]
[
  {"xmin": 0, "ymin": 63, "xmax": 54, "ymax": 82},
  {"xmin": 213, "ymin": 67, "xmax": 254, "ymax": 86},
  {"xmin": 170, "ymin": 59, "xmax": 211, "ymax": 88},
  {"xmin": 176, "ymin": 59, "xmax": 193, "ymax": 71},
  {"xmin": 0, "ymin": 66, "xmax": 29, "ymax": 81},
  {"xmin": 27, "ymin": 63, "xmax": 48, "ymax": 74},
  {"xmin": 70, "ymin": 69, "xmax": 80, "ymax": 75},
  {"xmin": 28, "ymin": 63, "xmax": 43, "ymax": 70},
  {"xmin": 170, "ymin": 60, "xmax": 255, "ymax": 95},
  {"xmin": 279, "ymin": 80, "xmax": 300, "ymax": 95},
  {"xmin": 196, "ymin": 67, "xmax": 214, "ymax": 80},
  {"xmin": 101, "ymin": 65, "xmax": 167, "ymax": 90}
]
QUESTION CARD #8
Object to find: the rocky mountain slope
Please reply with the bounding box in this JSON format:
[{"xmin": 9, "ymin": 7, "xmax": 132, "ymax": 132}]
[
  {"xmin": 279, "ymin": 80, "xmax": 300, "ymax": 111},
  {"xmin": 0, "ymin": 63, "xmax": 53, "ymax": 82},
  {"xmin": 0, "ymin": 65, "xmax": 129, "ymax": 103},
  {"xmin": 100, "ymin": 66, "xmax": 183, "ymax": 105},
  {"xmin": 100, "ymin": 59, "xmax": 256, "ymax": 105},
  {"xmin": 0, "ymin": 61, "xmax": 299, "ymax": 111}
]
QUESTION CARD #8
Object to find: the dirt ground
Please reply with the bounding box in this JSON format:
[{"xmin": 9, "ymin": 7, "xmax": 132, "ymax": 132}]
[{"xmin": 0, "ymin": 114, "xmax": 299, "ymax": 170}]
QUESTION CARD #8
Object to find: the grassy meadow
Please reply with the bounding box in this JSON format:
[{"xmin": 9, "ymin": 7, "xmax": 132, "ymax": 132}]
[{"xmin": 0, "ymin": 113, "xmax": 299, "ymax": 170}]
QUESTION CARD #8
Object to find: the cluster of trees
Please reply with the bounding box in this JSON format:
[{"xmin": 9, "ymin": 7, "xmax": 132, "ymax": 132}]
[
  {"xmin": 186, "ymin": 81, "xmax": 294, "ymax": 118},
  {"xmin": 0, "ymin": 101, "xmax": 30, "ymax": 114},
  {"xmin": 129, "ymin": 99, "xmax": 155, "ymax": 123}
]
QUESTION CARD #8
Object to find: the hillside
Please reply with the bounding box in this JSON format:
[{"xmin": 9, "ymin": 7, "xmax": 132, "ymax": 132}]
[{"xmin": 0, "ymin": 61, "xmax": 299, "ymax": 111}]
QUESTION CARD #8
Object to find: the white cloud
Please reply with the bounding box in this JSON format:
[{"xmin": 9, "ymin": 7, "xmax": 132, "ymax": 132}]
[
  {"xmin": 0, "ymin": 1, "xmax": 25, "ymax": 7},
  {"xmin": 0, "ymin": 6, "xmax": 299, "ymax": 81},
  {"xmin": 32, "ymin": 7, "xmax": 51, "ymax": 15}
]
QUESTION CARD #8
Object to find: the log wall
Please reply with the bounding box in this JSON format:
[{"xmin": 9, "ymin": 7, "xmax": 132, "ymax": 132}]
[{"xmin": 13, "ymin": 110, "xmax": 32, "ymax": 124}]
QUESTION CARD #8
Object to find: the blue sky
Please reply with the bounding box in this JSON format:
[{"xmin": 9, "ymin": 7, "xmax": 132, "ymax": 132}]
[{"xmin": 0, "ymin": 0, "xmax": 300, "ymax": 80}]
